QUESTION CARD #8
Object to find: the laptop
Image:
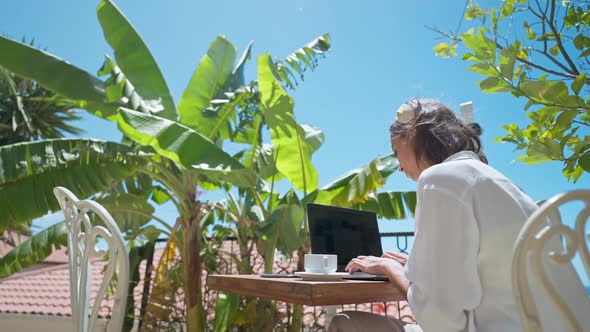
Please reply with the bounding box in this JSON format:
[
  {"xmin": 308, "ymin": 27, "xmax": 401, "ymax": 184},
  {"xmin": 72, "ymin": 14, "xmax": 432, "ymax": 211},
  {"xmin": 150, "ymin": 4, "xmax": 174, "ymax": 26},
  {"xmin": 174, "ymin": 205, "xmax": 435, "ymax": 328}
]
[{"xmin": 306, "ymin": 203, "xmax": 388, "ymax": 281}]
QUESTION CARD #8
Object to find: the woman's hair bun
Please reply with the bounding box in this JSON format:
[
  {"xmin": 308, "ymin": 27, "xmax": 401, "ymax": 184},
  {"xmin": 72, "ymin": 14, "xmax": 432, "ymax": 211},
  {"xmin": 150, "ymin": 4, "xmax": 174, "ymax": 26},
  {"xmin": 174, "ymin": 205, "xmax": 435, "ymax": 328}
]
[{"xmin": 467, "ymin": 123, "xmax": 483, "ymax": 136}]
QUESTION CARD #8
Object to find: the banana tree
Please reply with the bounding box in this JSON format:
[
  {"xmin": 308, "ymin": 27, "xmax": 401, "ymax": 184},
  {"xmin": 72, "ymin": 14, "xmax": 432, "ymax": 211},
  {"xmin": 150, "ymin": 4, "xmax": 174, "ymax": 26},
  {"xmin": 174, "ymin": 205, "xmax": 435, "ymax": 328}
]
[
  {"xmin": 198, "ymin": 50, "xmax": 416, "ymax": 330},
  {"xmin": 0, "ymin": 1, "xmax": 335, "ymax": 331}
]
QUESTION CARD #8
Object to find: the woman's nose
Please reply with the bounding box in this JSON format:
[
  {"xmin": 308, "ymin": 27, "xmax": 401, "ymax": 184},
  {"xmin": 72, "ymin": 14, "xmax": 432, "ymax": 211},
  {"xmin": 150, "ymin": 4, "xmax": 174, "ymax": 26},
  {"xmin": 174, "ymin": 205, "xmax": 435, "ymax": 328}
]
[{"xmin": 400, "ymin": 166, "xmax": 404, "ymax": 173}]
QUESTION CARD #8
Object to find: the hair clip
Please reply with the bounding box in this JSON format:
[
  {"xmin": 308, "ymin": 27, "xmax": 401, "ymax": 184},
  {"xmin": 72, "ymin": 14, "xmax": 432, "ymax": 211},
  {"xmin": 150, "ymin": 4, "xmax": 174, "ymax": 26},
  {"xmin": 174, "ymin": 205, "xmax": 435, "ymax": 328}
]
[{"xmin": 395, "ymin": 103, "xmax": 415, "ymax": 124}]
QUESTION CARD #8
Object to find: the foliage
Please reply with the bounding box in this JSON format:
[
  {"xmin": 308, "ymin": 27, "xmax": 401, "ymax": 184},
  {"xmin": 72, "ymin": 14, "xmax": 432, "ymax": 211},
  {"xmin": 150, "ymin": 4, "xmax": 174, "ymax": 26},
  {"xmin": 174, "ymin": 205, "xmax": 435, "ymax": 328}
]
[
  {"xmin": 0, "ymin": 138, "xmax": 142, "ymax": 230},
  {"xmin": 0, "ymin": 1, "xmax": 414, "ymax": 331},
  {"xmin": 0, "ymin": 221, "xmax": 67, "ymax": 278},
  {"xmin": 434, "ymin": 0, "xmax": 590, "ymax": 182},
  {"xmin": 0, "ymin": 66, "xmax": 84, "ymax": 145}
]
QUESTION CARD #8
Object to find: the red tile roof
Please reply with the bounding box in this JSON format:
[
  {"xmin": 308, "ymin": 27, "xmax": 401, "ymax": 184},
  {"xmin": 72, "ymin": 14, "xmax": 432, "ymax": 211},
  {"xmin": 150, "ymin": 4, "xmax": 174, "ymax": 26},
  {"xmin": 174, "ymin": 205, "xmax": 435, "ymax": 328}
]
[
  {"xmin": 0, "ymin": 238, "xmax": 415, "ymax": 325},
  {"xmin": 0, "ymin": 245, "xmax": 160, "ymax": 318},
  {"xmin": 0, "ymin": 260, "xmax": 108, "ymax": 317},
  {"xmin": 0, "ymin": 232, "xmax": 69, "ymax": 265}
]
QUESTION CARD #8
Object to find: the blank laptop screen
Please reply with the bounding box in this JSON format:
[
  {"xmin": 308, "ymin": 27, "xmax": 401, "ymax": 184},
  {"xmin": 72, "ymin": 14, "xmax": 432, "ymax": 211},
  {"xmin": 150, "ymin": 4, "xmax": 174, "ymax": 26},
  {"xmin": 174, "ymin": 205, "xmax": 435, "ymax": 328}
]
[{"xmin": 307, "ymin": 203, "xmax": 383, "ymax": 272}]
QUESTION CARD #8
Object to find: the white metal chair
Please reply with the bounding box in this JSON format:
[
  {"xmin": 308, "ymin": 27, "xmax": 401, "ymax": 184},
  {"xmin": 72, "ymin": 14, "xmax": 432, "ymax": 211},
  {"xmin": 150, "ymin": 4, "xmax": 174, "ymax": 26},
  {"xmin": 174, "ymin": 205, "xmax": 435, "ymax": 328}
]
[
  {"xmin": 512, "ymin": 190, "xmax": 590, "ymax": 332},
  {"xmin": 53, "ymin": 186, "xmax": 130, "ymax": 332}
]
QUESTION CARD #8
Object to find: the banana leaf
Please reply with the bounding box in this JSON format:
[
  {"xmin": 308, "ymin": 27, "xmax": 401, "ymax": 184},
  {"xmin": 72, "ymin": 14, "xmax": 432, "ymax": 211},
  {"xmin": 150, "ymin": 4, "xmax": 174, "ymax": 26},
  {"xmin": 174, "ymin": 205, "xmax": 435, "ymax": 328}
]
[
  {"xmin": 117, "ymin": 108, "xmax": 257, "ymax": 188},
  {"xmin": 94, "ymin": 192, "xmax": 156, "ymax": 235},
  {"xmin": 309, "ymin": 154, "xmax": 399, "ymax": 206},
  {"xmin": 0, "ymin": 221, "xmax": 67, "ymax": 278},
  {"xmin": 276, "ymin": 33, "xmax": 330, "ymax": 89},
  {"xmin": 0, "ymin": 36, "xmax": 120, "ymax": 120},
  {"xmin": 178, "ymin": 36, "xmax": 237, "ymax": 133},
  {"xmin": 97, "ymin": 0, "xmax": 178, "ymax": 121},
  {"xmin": 258, "ymin": 53, "xmax": 318, "ymax": 193},
  {"xmin": 354, "ymin": 191, "xmax": 417, "ymax": 220},
  {"xmin": 213, "ymin": 293, "xmax": 241, "ymax": 332},
  {"xmin": 0, "ymin": 138, "xmax": 141, "ymax": 230}
]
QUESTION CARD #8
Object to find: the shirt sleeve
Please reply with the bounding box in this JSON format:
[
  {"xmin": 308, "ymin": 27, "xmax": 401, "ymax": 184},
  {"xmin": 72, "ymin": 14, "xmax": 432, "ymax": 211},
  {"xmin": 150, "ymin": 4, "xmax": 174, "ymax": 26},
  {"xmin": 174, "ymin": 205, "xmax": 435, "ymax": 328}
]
[{"xmin": 405, "ymin": 186, "xmax": 482, "ymax": 332}]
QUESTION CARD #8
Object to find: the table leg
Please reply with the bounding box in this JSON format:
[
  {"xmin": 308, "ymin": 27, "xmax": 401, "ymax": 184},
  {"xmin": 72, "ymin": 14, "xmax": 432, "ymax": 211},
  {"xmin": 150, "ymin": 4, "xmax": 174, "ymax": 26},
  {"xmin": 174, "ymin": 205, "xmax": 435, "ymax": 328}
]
[{"xmin": 325, "ymin": 305, "xmax": 337, "ymax": 328}]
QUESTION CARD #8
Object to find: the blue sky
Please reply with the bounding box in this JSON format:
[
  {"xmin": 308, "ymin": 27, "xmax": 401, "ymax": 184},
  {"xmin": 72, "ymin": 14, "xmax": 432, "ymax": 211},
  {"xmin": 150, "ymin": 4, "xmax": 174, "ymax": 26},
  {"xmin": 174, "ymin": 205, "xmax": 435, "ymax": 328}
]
[{"xmin": 2, "ymin": 1, "xmax": 587, "ymax": 278}]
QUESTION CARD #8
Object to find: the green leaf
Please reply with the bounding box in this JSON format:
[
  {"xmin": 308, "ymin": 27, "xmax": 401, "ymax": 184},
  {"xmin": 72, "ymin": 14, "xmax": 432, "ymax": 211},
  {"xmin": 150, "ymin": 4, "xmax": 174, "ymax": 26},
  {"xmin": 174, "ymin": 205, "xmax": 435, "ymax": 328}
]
[
  {"xmin": 520, "ymin": 79, "xmax": 578, "ymax": 106},
  {"xmin": 460, "ymin": 29, "xmax": 496, "ymax": 62},
  {"xmin": 524, "ymin": 99, "xmax": 538, "ymax": 110},
  {"xmin": 500, "ymin": 3, "xmax": 515, "ymax": 18},
  {"xmin": 313, "ymin": 154, "xmax": 398, "ymax": 206},
  {"xmin": 574, "ymin": 34, "xmax": 587, "ymax": 50},
  {"xmin": 433, "ymin": 42, "xmax": 457, "ymax": 58},
  {"xmin": 555, "ymin": 110, "xmax": 578, "ymax": 132},
  {"xmin": 544, "ymin": 139, "xmax": 563, "ymax": 159},
  {"xmin": 0, "ymin": 36, "xmax": 119, "ymax": 119},
  {"xmin": 301, "ymin": 124, "xmax": 325, "ymax": 154},
  {"xmin": 97, "ymin": 0, "xmax": 177, "ymax": 121},
  {"xmin": 117, "ymin": 107, "xmax": 256, "ymax": 188},
  {"xmin": 354, "ymin": 191, "xmax": 417, "ymax": 220},
  {"xmin": 580, "ymin": 151, "xmax": 590, "ymax": 172},
  {"xmin": 465, "ymin": 3, "xmax": 488, "ymax": 20},
  {"xmin": 189, "ymin": 163, "xmax": 258, "ymax": 189},
  {"xmin": 574, "ymin": 140, "xmax": 589, "ymax": 155},
  {"xmin": 269, "ymin": 202, "xmax": 305, "ymax": 255},
  {"xmin": 0, "ymin": 68, "xmax": 32, "ymax": 133},
  {"xmin": 499, "ymin": 43, "xmax": 518, "ymax": 79},
  {"xmin": 468, "ymin": 63, "xmax": 498, "ymax": 76},
  {"xmin": 549, "ymin": 44, "xmax": 559, "ymax": 56},
  {"xmin": 94, "ymin": 192, "xmax": 155, "ymax": 235},
  {"xmin": 275, "ymin": 33, "xmax": 331, "ymax": 89},
  {"xmin": 213, "ymin": 293, "xmax": 241, "ymax": 332},
  {"xmin": 258, "ymin": 53, "xmax": 318, "ymax": 193},
  {"xmin": 242, "ymin": 124, "xmax": 323, "ymax": 183},
  {"xmin": 99, "ymin": 56, "xmax": 165, "ymax": 115},
  {"xmin": 0, "ymin": 139, "xmax": 139, "ymax": 230},
  {"xmin": 151, "ymin": 185, "xmax": 171, "ymax": 205},
  {"xmin": 178, "ymin": 36, "xmax": 237, "ymax": 133},
  {"xmin": 572, "ymin": 165, "xmax": 585, "ymax": 183},
  {"xmin": 571, "ymin": 72, "xmax": 587, "ymax": 96},
  {"xmin": 520, "ymin": 142, "xmax": 554, "ymax": 164},
  {"xmin": 223, "ymin": 41, "xmax": 253, "ymax": 93},
  {"xmin": 0, "ymin": 221, "xmax": 68, "ymax": 279},
  {"xmin": 479, "ymin": 77, "xmax": 511, "ymax": 93}
]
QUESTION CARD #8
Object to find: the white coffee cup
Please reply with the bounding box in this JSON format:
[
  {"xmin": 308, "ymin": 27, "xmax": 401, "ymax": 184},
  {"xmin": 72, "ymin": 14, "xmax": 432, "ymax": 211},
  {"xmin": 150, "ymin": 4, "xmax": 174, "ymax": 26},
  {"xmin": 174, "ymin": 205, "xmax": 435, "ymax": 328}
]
[{"xmin": 304, "ymin": 254, "xmax": 337, "ymax": 273}]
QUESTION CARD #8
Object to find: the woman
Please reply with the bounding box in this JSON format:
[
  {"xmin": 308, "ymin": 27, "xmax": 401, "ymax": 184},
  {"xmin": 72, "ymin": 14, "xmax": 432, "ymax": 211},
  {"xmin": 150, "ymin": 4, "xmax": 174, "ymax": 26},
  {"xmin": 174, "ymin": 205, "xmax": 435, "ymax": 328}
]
[{"xmin": 329, "ymin": 99, "xmax": 539, "ymax": 332}]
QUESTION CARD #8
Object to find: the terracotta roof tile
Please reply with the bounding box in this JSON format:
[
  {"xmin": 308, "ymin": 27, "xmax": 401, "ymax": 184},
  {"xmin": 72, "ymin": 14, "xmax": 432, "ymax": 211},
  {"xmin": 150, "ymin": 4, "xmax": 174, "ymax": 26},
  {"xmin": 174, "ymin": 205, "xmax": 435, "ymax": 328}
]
[
  {"xmin": 0, "ymin": 239, "xmax": 416, "ymax": 325},
  {"xmin": 0, "ymin": 247, "xmax": 163, "ymax": 318}
]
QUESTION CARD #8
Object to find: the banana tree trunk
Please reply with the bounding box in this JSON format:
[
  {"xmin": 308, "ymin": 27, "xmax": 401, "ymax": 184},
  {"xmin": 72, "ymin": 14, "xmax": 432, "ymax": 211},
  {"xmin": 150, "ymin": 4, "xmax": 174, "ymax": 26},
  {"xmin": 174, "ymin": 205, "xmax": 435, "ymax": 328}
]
[
  {"xmin": 288, "ymin": 248, "xmax": 306, "ymax": 332},
  {"xmin": 185, "ymin": 201, "xmax": 205, "ymax": 332}
]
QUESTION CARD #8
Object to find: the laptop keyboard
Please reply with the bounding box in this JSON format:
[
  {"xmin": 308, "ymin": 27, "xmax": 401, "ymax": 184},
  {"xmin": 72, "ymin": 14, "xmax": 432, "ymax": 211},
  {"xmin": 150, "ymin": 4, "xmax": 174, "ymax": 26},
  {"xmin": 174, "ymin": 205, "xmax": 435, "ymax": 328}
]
[{"xmin": 343, "ymin": 271, "xmax": 389, "ymax": 281}]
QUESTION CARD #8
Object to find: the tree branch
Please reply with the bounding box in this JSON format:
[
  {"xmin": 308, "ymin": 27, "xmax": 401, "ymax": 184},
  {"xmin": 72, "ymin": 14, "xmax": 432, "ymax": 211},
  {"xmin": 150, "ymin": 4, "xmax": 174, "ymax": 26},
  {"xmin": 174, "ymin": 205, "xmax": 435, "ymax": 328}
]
[
  {"xmin": 572, "ymin": 120, "xmax": 590, "ymax": 127},
  {"xmin": 548, "ymin": 0, "xmax": 580, "ymax": 74},
  {"xmin": 495, "ymin": 42, "xmax": 578, "ymax": 79},
  {"xmin": 531, "ymin": 47, "xmax": 578, "ymax": 74}
]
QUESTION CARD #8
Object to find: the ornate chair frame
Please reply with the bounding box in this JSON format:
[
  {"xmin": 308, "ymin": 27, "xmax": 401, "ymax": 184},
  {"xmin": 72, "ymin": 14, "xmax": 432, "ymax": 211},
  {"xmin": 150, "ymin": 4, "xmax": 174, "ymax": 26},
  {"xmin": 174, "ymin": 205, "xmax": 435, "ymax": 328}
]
[
  {"xmin": 53, "ymin": 186, "xmax": 130, "ymax": 332},
  {"xmin": 512, "ymin": 190, "xmax": 590, "ymax": 332}
]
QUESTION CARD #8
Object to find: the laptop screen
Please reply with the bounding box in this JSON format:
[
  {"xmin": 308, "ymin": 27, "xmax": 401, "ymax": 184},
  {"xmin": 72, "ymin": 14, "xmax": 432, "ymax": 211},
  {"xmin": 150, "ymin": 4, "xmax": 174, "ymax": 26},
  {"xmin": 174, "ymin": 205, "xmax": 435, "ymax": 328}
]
[{"xmin": 306, "ymin": 203, "xmax": 383, "ymax": 272}]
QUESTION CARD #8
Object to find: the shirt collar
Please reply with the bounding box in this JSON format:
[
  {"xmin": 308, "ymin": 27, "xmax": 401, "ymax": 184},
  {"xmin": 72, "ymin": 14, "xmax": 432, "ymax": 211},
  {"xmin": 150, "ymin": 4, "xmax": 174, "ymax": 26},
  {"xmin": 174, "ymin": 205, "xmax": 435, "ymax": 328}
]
[{"xmin": 442, "ymin": 150, "xmax": 480, "ymax": 163}]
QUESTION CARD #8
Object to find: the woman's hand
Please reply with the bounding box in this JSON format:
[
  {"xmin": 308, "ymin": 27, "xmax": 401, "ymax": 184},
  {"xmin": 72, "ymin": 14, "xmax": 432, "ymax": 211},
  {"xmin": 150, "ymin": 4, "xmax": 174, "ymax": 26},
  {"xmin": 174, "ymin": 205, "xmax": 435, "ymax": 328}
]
[
  {"xmin": 346, "ymin": 255, "xmax": 410, "ymax": 300},
  {"xmin": 382, "ymin": 251, "xmax": 408, "ymax": 266},
  {"xmin": 345, "ymin": 255, "xmax": 403, "ymax": 277}
]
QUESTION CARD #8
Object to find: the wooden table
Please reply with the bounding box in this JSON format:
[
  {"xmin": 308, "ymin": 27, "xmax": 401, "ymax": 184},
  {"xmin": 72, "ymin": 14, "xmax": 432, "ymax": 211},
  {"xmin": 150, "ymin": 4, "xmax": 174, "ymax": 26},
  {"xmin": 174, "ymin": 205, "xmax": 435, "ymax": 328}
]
[{"xmin": 207, "ymin": 274, "xmax": 404, "ymax": 306}]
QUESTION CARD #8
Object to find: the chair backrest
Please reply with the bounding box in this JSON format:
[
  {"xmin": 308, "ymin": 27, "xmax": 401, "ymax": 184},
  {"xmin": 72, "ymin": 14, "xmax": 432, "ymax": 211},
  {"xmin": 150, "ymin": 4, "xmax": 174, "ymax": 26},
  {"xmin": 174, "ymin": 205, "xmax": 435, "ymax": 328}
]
[
  {"xmin": 53, "ymin": 186, "xmax": 130, "ymax": 332},
  {"xmin": 512, "ymin": 190, "xmax": 590, "ymax": 332}
]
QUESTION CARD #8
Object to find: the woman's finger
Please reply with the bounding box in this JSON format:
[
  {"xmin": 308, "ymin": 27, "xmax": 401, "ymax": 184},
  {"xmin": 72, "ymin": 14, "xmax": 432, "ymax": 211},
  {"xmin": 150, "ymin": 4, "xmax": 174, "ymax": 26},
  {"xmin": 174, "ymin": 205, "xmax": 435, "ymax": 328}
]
[
  {"xmin": 345, "ymin": 261, "xmax": 359, "ymax": 272},
  {"xmin": 384, "ymin": 251, "xmax": 405, "ymax": 258}
]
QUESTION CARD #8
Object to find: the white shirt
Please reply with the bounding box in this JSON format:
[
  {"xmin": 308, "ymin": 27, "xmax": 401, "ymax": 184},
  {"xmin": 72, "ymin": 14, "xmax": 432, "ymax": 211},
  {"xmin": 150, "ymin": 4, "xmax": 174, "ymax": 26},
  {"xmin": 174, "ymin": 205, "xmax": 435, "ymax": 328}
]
[{"xmin": 404, "ymin": 151, "xmax": 538, "ymax": 332}]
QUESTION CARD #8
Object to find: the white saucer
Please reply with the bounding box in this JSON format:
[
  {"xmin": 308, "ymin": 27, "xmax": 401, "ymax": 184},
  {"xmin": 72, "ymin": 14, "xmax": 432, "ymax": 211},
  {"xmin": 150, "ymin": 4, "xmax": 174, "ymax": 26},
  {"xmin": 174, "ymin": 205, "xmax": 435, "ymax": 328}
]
[{"xmin": 294, "ymin": 271, "xmax": 350, "ymax": 281}]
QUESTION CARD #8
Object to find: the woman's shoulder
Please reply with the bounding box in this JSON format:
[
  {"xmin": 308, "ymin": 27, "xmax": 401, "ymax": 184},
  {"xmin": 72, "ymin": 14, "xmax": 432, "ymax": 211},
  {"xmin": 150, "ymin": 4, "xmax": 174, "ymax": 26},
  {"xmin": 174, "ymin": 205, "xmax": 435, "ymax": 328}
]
[{"xmin": 419, "ymin": 158, "xmax": 508, "ymax": 197}]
